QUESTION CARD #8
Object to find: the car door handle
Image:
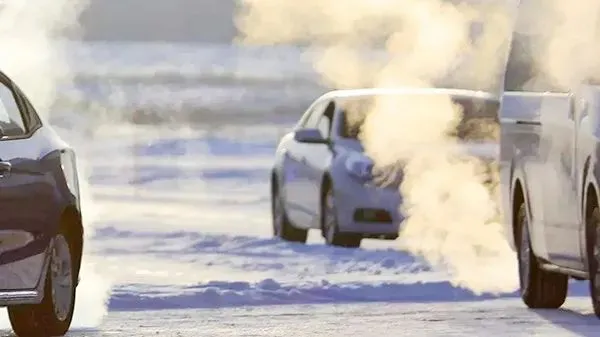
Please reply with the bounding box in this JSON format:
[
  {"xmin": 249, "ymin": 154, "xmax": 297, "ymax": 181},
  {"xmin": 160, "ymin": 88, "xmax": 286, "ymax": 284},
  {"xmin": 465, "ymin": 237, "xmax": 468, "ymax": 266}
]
[
  {"xmin": 0, "ymin": 161, "xmax": 11, "ymax": 177},
  {"xmin": 571, "ymin": 98, "xmax": 586, "ymax": 120},
  {"xmin": 568, "ymin": 106, "xmax": 574, "ymax": 120}
]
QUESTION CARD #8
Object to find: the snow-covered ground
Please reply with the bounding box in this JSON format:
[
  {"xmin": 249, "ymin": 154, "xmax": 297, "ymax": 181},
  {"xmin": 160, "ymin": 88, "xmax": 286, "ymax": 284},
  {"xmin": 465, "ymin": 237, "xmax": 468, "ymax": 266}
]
[
  {"xmin": 70, "ymin": 298, "xmax": 600, "ymax": 336},
  {"xmin": 85, "ymin": 123, "xmax": 463, "ymax": 310},
  {"xmin": 0, "ymin": 122, "xmax": 587, "ymax": 336}
]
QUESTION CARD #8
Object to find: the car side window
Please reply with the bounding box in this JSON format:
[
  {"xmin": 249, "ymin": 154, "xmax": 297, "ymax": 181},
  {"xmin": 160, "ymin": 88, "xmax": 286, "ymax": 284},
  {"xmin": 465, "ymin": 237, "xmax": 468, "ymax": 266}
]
[
  {"xmin": 317, "ymin": 116, "xmax": 330, "ymax": 138},
  {"xmin": 297, "ymin": 101, "xmax": 323, "ymax": 128},
  {"xmin": 303, "ymin": 101, "xmax": 327, "ymax": 128},
  {"xmin": 0, "ymin": 82, "xmax": 26, "ymax": 137},
  {"xmin": 16, "ymin": 88, "xmax": 42, "ymax": 131},
  {"xmin": 316, "ymin": 102, "xmax": 335, "ymax": 138}
]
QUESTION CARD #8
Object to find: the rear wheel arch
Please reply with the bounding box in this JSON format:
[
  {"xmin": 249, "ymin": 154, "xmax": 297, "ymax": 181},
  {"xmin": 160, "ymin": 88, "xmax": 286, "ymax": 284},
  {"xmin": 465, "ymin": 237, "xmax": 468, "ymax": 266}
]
[
  {"xmin": 271, "ymin": 169, "xmax": 278, "ymax": 195},
  {"xmin": 320, "ymin": 173, "xmax": 332, "ymax": 230},
  {"xmin": 512, "ymin": 179, "xmax": 525, "ymax": 245},
  {"xmin": 586, "ymin": 183, "xmax": 598, "ymax": 218},
  {"xmin": 60, "ymin": 205, "xmax": 83, "ymax": 279},
  {"xmin": 321, "ymin": 172, "xmax": 332, "ymax": 192},
  {"xmin": 584, "ymin": 181, "xmax": 600, "ymax": 317},
  {"xmin": 582, "ymin": 156, "xmax": 593, "ymax": 214}
]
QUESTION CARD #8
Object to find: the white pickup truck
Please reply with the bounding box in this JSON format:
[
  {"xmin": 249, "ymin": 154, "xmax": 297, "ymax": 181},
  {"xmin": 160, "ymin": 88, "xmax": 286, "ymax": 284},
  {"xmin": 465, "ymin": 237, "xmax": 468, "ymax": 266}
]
[{"xmin": 500, "ymin": 32, "xmax": 600, "ymax": 317}]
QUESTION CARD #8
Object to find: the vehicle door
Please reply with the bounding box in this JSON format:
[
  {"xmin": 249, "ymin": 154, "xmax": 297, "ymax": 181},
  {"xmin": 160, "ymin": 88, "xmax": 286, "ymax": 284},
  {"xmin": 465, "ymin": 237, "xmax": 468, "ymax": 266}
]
[
  {"xmin": 302, "ymin": 101, "xmax": 336, "ymax": 228},
  {"xmin": 0, "ymin": 76, "xmax": 58, "ymax": 290},
  {"xmin": 538, "ymin": 94, "xmax": 582, "ymax": 269},
  {"xmin": 282, "ymin": 101, "xmax": 327, "ymax": 226}
]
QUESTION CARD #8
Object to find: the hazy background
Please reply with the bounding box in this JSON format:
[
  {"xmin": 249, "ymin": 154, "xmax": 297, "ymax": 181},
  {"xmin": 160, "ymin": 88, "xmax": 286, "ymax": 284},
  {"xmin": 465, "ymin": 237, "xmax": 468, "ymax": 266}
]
[
  {"xmin": 44, "ymin": 0, "xmax": 328, "ymax": 131},
  {"xmin": 81, "ymin": 0, "xmax": 237, "ymax": 43}
]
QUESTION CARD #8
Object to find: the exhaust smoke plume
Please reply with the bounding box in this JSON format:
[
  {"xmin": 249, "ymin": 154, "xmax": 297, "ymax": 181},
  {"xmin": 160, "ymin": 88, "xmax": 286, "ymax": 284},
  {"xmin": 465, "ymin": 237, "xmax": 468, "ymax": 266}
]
[
  {"xmin": 511, "ymin": 0, "xmax": 600, "ymax": 92},
  {"xmin": 0, "ymin": 0, "xmax": 110, "ymax": 328},
  {"xmin": 236, "ymin": 0, "xmax": 520, "ymax": 294}
]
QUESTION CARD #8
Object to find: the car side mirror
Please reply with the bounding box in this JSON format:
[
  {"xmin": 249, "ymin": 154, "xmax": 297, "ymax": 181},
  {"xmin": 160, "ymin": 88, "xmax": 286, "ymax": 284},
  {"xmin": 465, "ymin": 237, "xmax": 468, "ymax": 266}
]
[{"xmin": 294, "ymin": 128, "xmax": 329, "ymax": 144}]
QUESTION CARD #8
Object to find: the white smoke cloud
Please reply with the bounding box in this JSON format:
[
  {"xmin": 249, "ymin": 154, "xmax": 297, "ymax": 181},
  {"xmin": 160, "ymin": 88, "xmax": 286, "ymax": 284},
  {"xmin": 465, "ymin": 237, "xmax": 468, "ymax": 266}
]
[{"xmin": 236, "ymin": 0, "xmax": 520, "ymax": 294}]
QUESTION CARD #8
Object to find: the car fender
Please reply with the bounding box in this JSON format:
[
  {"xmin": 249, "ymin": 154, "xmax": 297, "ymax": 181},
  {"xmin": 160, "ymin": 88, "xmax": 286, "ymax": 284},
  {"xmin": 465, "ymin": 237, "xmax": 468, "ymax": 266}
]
[
  {"xmin": 271, "ymin": 133, "xmax": 295, "ymax": 187},
  {"xmin": 510, "ymin": 160, "xmax": 542, "ymax": 255},
  {"xmin": 325, "ymin": 145, "xmax": 354, "ymax": 189}
]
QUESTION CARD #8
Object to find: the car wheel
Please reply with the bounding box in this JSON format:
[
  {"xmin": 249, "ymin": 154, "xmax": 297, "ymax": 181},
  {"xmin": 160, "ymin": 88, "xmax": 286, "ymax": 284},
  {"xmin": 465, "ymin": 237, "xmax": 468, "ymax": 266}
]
[
  {"xmin": 586, "ymin": 203, "xmax": 600, "ymax": 318},
  {"xmin": 516, "ymin": 202, "xmax": 567, "ymax": 309},
  {"xmin": 8, "ymin": 230, "xmax": 76, "ymax": 337},
  {"xmin": 272, "ymin": 181, "xmax": 307, "ymax": 243},
  {"xmin": 322, "ymin": 184, "xmax": 361, "ymax": 248}
]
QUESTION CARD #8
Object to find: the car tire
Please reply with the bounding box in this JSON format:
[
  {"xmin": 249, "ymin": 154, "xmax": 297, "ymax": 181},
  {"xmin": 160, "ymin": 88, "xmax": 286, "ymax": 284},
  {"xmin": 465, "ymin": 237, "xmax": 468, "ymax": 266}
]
[
  {"xmin": 585, "ymin": 202, "xmax": 600, "ymax": 318},
  {"xmin": 516, "ymin": 202, "xmax": 567, "ymax": 309},
  {"xmin": 7, "ymin": 227, "xmax": 77, "ymax": 337},
  {"xmin": 272, "ymin": 180, "xmax": 308, "ymax": 243},
  {"xmin": 322, "ymin": 184, "xmax": 361, "ymax": 248}
]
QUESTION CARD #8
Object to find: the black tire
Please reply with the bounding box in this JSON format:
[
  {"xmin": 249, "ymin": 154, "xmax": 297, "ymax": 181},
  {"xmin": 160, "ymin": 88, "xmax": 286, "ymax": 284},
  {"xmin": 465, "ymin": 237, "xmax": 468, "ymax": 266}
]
[
  {"xmin": 585, "ymin": 204, "xmax": 600, "ymax": 318},
  {"xmin": 516, "ymin": 202, "xmax": 568, "ymax": 309},
  {"xmin": 321, "ymin": 184, "xmax": 361, "ymax": 248},
  {"xmin": 272, "ymin": 180, "xmax": 308, "ymax": 243},
  {"xmin": 8, "ymin": 226, "xmax": 77, "ymax": 336}
]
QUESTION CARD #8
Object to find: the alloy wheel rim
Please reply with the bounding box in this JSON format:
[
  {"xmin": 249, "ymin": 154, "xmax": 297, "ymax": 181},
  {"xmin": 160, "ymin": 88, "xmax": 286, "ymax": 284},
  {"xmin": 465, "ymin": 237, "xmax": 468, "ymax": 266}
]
[{"xmin": 50, "ymin": 234, "xmax": 73, "ymax": 322}]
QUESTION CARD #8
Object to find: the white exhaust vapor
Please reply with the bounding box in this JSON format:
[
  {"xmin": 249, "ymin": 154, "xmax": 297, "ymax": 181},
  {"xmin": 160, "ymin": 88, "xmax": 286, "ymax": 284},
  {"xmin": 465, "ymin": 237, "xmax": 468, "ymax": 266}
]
[{"xmin": 236, "ymin": 0, "xmax": 521, "ymax": 294}]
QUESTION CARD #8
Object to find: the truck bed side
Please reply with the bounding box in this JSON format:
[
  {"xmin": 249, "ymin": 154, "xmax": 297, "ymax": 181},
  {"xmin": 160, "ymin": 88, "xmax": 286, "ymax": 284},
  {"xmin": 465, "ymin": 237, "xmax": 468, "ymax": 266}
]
[{"xmin": 500, "ymin": 92, "xmax": 543, "ymax": 250}]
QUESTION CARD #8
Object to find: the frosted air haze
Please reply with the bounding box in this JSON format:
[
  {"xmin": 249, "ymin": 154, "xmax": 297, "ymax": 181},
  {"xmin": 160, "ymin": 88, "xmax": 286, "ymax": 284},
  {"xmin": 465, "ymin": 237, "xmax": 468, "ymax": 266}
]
[
  {"xmin": 236, "ymin": 0, "xmax": 520, "ymax": 294},
  {"xmin": 0, "ymin": 0, "xmax": 110, "ymax": 328}
]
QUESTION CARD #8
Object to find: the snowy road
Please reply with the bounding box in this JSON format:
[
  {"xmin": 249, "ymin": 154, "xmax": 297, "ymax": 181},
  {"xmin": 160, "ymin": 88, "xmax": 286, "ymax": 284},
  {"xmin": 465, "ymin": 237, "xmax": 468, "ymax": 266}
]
[
  {"xmin": 0, "ymin": 298, "xmax": 596, "ymax": 336},
  {"xmin": 93, "ymin": 299, "xmax": 600, "ymax": 336},
  {"xmin": 8, "ymin": 123, "xmax": 596, "ymax": 336}
]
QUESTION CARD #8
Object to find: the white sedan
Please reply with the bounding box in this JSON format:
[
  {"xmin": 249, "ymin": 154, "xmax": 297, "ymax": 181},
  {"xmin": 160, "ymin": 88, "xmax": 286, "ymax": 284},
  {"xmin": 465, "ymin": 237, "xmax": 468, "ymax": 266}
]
[{"xmin": 270, "ymin": 87, "xmax": 499, "ymax": 248}]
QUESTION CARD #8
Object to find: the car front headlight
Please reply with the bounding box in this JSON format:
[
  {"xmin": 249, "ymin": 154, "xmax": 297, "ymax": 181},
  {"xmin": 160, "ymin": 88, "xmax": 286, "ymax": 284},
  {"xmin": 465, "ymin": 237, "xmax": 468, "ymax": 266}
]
[{"xmin": 345, "ymin": 154, "xmax": 374, "ymax": 180}]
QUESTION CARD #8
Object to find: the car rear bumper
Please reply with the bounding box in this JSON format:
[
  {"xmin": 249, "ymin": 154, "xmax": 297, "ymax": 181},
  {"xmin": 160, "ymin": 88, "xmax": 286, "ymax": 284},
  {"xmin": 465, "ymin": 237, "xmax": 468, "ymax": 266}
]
[
  {"xmin": 0, "ymin": 248, "xmax": 48, "ymax": 306},
  {"xmin": 0, "ymin": 230, "xmax": 50, "ymax": 306}
]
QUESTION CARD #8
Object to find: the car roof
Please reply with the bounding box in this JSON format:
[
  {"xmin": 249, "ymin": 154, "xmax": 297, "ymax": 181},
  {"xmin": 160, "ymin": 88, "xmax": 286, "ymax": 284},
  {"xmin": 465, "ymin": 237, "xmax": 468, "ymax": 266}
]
[{"xmin": 317, "ymin": 87, "xmax": 499, "ymax": 103}]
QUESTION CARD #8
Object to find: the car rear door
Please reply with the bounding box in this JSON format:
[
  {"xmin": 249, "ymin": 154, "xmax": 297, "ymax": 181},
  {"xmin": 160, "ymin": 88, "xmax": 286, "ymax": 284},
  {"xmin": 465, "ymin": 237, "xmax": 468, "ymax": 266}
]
[{"xmin": 0, "ymin": 76, "xmax": 60, "ymax": 290}]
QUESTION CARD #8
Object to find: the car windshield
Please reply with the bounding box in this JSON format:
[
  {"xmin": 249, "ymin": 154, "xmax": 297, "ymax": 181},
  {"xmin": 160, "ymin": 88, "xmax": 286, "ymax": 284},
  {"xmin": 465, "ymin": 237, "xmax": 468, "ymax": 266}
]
[{"xmin": 339, "ymin": 94, "xmax": 500, "ymax": 142}]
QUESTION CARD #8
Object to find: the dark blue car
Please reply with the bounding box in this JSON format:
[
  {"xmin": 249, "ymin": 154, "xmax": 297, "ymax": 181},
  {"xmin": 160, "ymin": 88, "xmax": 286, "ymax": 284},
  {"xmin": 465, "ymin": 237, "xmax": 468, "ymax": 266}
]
[{"xmin": 0, "ymin": 71, "xmax": 82, "ymax": 336}]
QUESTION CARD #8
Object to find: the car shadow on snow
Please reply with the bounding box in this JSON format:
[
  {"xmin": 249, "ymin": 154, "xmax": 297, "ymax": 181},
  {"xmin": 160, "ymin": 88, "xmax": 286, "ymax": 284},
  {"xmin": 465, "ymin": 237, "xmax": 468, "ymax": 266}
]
[
  {"xmin": 533, "ymin": 307, "xmax": 600, "ymax": 337},
  {"xmin": 533, "ymin": 283, "xmax": 600, "ymax": 336}
]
